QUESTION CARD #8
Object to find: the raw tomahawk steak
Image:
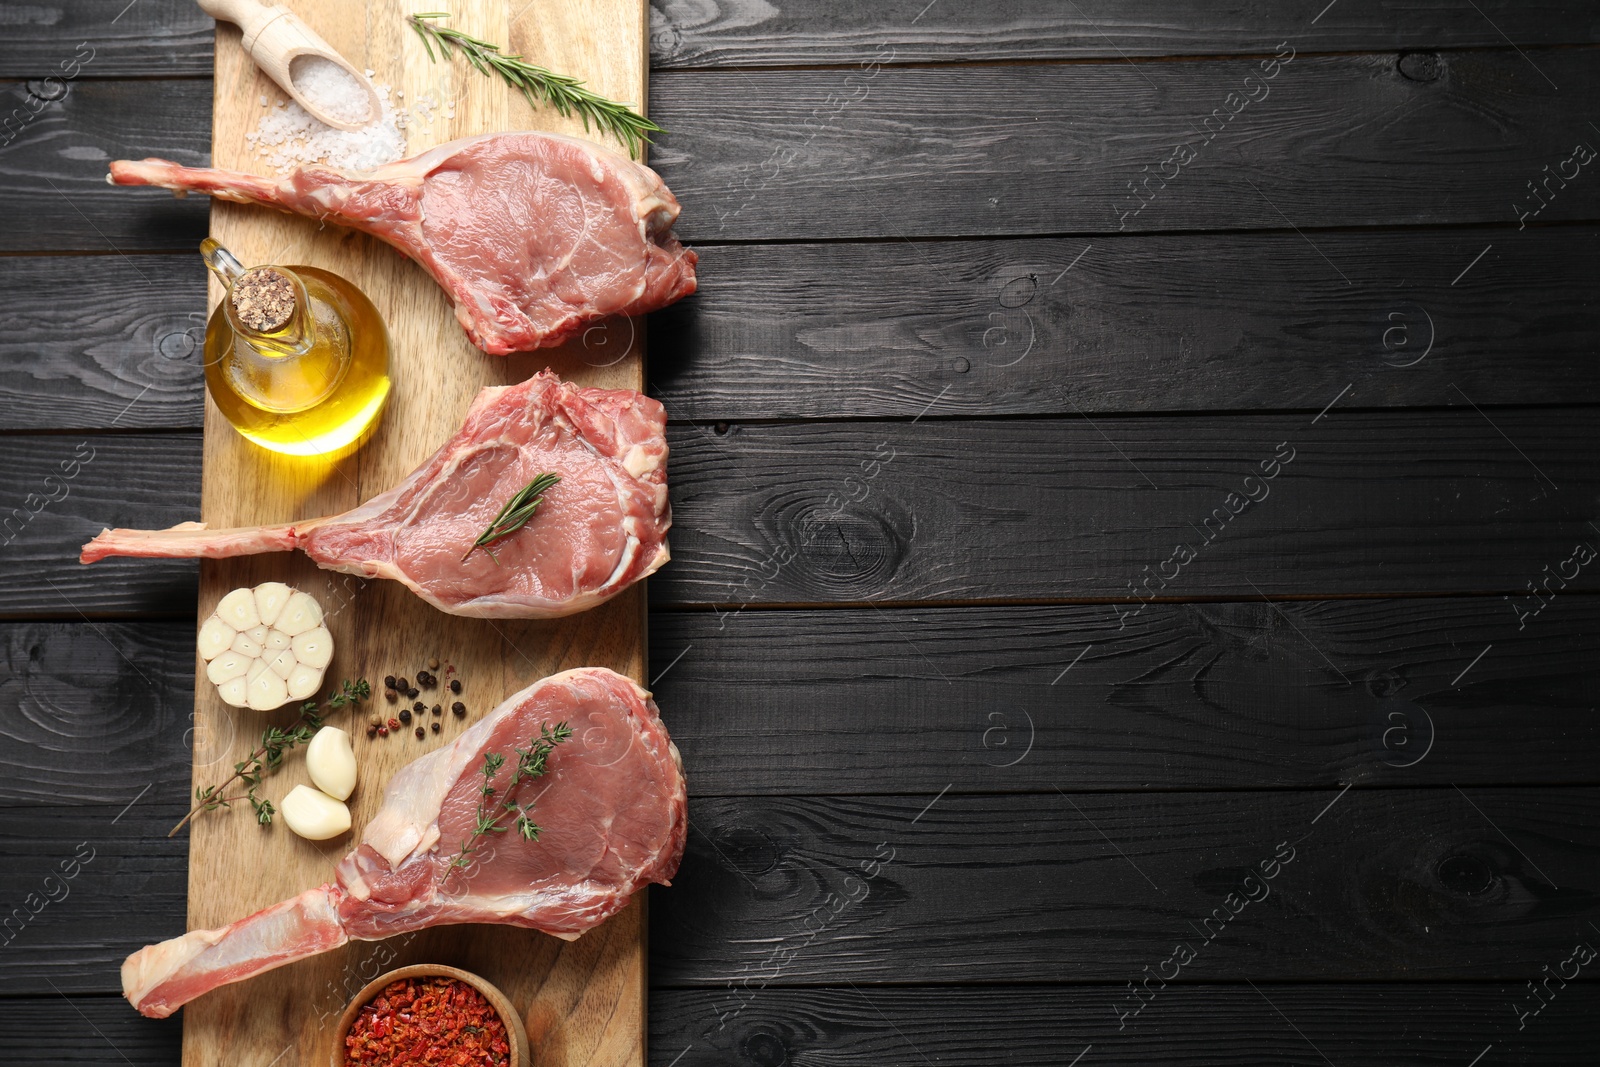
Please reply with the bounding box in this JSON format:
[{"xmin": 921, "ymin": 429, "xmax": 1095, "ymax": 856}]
[
  {"xmin": 123, "ymin": 667, "xmax": 686, "ymax": 1018},
  {"xmin": 80, "ymin": 371, "xmax": 669, "ymax": 618},
  {"xmin": 107, "ymin": 131, "xmax": 698, "ymax": 354}
]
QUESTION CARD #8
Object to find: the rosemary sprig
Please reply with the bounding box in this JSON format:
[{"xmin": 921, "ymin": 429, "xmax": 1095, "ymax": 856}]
[
  {"xmin": 407, "ymin": 12, "xmax": 662, "ymax": 157},
  {"xmin": 440, "ymin": 721, "xmax": 571, "ymax": 885},
  {"xmin": 172, "ymin": 679, "xmax": 370, "ymax": 837},
  {"xmin": 461, "ymin": 473, "xmax": 560, "ymax": 563}
]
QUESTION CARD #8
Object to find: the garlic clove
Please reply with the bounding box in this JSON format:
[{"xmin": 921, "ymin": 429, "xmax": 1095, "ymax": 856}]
[
  {"xmin": 231, "ymin": 629, "xmax": 264, "ymax": 659},
  {"xmin": 280, "ymin": 785, "xmax": 351, "ymax": 840},
  {"xmin": 266, "ymin": 647, "xmax": 299, "ymax": 679},
  {"xmin": 217, "ymin": 675, "xmax": 251, "ymax": 707},
  {"xmin": 254, "ymin": 581, "xmax": 292, "ymax": 627},
  {"xmin": 245, "ymin": 624, "xmax": 269, "ymax": 645},
  {"xmin": 206, "ymin": 650, "xmax": 251, "ymax": 685},
  {"xmin": 216, "ymin": 586, "xmax": 261, "ymax": 631},
  {"xmin": 264, "ymin": 629, "xmax": 292, "ymax": 651},
  {"xmin": 198, "ymin": 615, "xmax": 236, "ymax": 661},
  {"xmin": 276, "ymin": 591, "xmax": 323, "ymax": 637},
  {"xmin": 305, "ymin": 726, "xmax": 357, "ymax": 800},
  {"xmin": 292, "ymin": 627, "xmax": 334, "ymax": 670},
  {"xmin": 247, "ymin": 668, "xmax": 289, "ymax": 711},
  {"xmin": 286, "ymin": 663, "xmax": 322, "ymax": 701}
]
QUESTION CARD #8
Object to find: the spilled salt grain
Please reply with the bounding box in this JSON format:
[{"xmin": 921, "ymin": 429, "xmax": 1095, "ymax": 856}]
[{"xmin": 289, "ymin": 54, "xmax": 372, "ymax": 125}]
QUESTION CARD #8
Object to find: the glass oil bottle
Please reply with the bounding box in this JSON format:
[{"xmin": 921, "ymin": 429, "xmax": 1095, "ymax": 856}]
[{"xmin": 200, "ymin": 238, "xmax": 391, "ymax": 456}]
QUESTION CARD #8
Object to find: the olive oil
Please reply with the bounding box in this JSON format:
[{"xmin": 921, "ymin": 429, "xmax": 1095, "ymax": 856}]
[{"xmin": 201, "ymin": 239, "xmax": 391, "ymax": 456}]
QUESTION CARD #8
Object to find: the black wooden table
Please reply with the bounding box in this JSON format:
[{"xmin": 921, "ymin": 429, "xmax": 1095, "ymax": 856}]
[{"xmin": 3, "ymin": 3, "xmax": 1598, "ymax": 1064}]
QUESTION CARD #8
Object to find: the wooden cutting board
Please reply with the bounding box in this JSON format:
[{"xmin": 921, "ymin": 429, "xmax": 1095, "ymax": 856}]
[{"xmin": 185, "ymin": 2, "xmax": 651, "ymax": 1064}]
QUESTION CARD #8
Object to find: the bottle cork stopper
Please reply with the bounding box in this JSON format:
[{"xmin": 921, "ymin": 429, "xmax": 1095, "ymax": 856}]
[{"xmin": 231, "ymin": 267, "xmax": 297, "ymax": 332}]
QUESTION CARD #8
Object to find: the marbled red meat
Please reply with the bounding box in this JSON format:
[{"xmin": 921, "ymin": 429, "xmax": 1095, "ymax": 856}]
[
  {"xmin": 80, "ymin": 372, "xmax": 670, "ymax": 618},
  {"xmin": 121, "ymin": 668, "xmax": 686, "ymax": 1018},
  {"xmin": 107, "ymin": 132, "xmax": 698, "ymax": 354}
]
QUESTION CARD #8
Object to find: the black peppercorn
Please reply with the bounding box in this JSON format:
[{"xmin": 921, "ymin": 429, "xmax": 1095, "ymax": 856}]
[
  {"xmin": 384, "ymin": 675, "xmax": 396, "ymax": 689},
  {"xmin": 385, "ymin": 689, "xmax": 398, "ymax": 702},
  {"xmin": 366, "ymin": 723, "xmax": 378, "ymax": 738},
  {"xmin": 412, "ymin": 701, "xmax": 424, "ymax": 714},
  {"xmin": 399, "ymin": 708, "xmax": 412, "ymax": 724},
  {"xmin": 415, "ymin": 726, "xmax": 425, "ymax": 739},
  {"xmin": 407, "ymin": 687, "xmax": 420, "ymax": 699},
  {"xmin": 449, "ymin": 679, "xmax": 461, "ymax": 694},
  {"xmin": 397, "ymin": 677, "xmax": 409, "ymax": 691},
  {"xmin": 431, "ymin": 721, "xmax": 441, "ymax": 733},
  {"xmin": 432, "ymin": 703, "xmax": 442, "ymax": 717},
  {"xmin": 452, "ymin": 701, "xmax": 466, "ymax": 717}
]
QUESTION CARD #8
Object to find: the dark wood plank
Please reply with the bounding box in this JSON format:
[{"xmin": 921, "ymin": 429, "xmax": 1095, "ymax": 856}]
[
  {"xmin": 17, "ymin": 225, "xmax": 1598, "ymax": 428},
  {"xmin": 0, "ymin": 254, "xmax": 204, "ymax": 430},
  {"xmin": 19, "ymin": 406, "xmax": 1600, "ymax": 614},
  {"xmin": 0, "ymin": 621, "xmax": 192, "ymax": 806},
  {"xmin": 650, "ymin": 49, "xmax": 1600, "ymax": 240},
  {"xmin": 0, "ymin": 432, "xmax": 198, "ymax": 617},
  {"xmin": 0, "ymin": 803, "xmax": 185, "ymax": 994},
  {"xmin": 653, "ymin": 1, "xmax": 1600, "ymax": 69},
  {"xmin": 0, "ymin": 996, "xmax": 181, "ymax": 1065},
  {"xmin": 0, "ymin": 78, "xmax": 208, "ymax": 252},
  {"xmin": 19, "ymin": 52, "xmax": 1600, "ymax": 248},
  {"xmin": 0, "ymin": 0, "xmax": 210, "ymax": 78},
  {"xmin": 651, "ymin": 596, "xmax": 1600, "ymax": 795},
  {"xmin": 12, "ymin": 788, "xmax": 1596, "ymax": 991},
  {"xmin": 6, "ymin": 0, "xmax": 1597, "ymax": 78},
  {"xmin": 659, "ymin": 409, "xmax": 1600, "ymax": 604},
  {"xmin": 652, "ymin": 788, "xmax": 1600, "ymax": 984},
  {"xmin": 651, "ymin": 983, "xmax": 1600, "ymax": 1066},
  {"xmin": 651, "ymin": 226, "xmax": 1600, "ymax": 419}
]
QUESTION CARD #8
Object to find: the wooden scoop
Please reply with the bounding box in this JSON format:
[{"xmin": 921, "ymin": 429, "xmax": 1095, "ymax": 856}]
[{"xmin": 196, "ymin": 0, "xmax": 381, "ymax": 131}]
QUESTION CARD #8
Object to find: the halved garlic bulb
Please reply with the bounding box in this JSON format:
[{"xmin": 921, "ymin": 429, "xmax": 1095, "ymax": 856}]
[{"xmin": 197, "ymin": 585, "xmax": 330, "ymax": 710}]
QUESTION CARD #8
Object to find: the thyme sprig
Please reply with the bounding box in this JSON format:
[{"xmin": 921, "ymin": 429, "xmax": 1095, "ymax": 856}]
[
  {"xmin": 172, "ymin": 678, "xmax": 371, "ymax": 837},
  {"xmin": 461, "ymin": 473, "xmax": 560, "ymax": 563},
  {"xmin": 440, "ymin": 720, "xmax": 571, "ymax": 885},
  {"xmin": 407, "ymin": 12, "xmax": 662, "ymax": 157}
]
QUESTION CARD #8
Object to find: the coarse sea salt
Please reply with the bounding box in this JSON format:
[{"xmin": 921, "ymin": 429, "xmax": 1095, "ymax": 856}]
[
  {"xmin": 289, "ymin": 54, "xmax": 372, "ymax": 125},
  {"xmin": 246, "ymin": 75, "xmax": 458, "ymax": 175},
  {"xmin": 246, "ymin": 82, "xmax": 408, "ymax": 173}
]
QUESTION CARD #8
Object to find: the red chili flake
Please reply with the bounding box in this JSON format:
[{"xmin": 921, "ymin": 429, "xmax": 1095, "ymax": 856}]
[{"xmin": 344, "ymin": 976, "xmax": 510, "ymax": 1066}]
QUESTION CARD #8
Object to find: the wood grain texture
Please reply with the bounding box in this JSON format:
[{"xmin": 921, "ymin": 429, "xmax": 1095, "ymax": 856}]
[
  {"xmin": 649, "ymin": 49, "xmax": 1600, "ymax": 240},
  {"xmin": 4, "ymin": 1, "xmax": 1597, "ymax": 78},
  {"xmin": 179, "ymin": 1, "xmax": 652, "ymax": 1064},
  {"xmin": 0, "ymin": 78, "xmax": 209, "ymax": 252},
  {"xmin": 0, "ymin": 621, "xmax": 192, "ymax": 806},
  {"xmin": 15, "ymin": 980, "xmax": 1600, "ymax": 1067},
  {"xmin": 657, "ymin": 409, "xmax": 1600, "ymax": 604},
  {"xmin": 0, "ymin": 0, "xmax": 211, "ymax": 78},
  {"xmin": 651, "ymin": 597, "xmax": 1600, "ymax": 795},
  {"xmin": 0, "ymin": 254, "xmax": 205, "ymax": 430},
  {"xmin": 13, "ymin": 225, "xmax": 1600, "ymax": 428},
  {"xmin": 14, "ymin": 788, "xmax": 1600, "ymax": 992},
  {"xmin": 0, "ymin": 432, "xmax": 198, "ymax": 617},
  {"xmin": 651, "ymin": 788, "xmax": 1600, "ymax": 984},
  {"xmin": 649, "ymin": 983, "xmax": 1600, "ymax": 1066},
  {"xmin": 0, "ymin": 996, "xmax": 181, "ymax": 1065},
  {"xmin": 20, "ymin": 405, "xmax": 1600, "ymax": 614},
  {"xmin": 0, "ymin": 803, "xmax": 185, "ymax": 994},
  {"xmin": 649, "ymin": 0, "xmax": 1600, "ymax": 69},
  {"xmin": 651, "ymin": 226, "xmax": 1600, "ymax": 419},
  {"xmin": 14, "ymin": 47, "xmax": 1600, "ymax": 249}
]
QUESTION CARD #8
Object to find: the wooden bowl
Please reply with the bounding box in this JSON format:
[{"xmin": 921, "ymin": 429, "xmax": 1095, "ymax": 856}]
[{"xmin": 330, "ymin": 963, "xmax": 530, "ymax": 1067}]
